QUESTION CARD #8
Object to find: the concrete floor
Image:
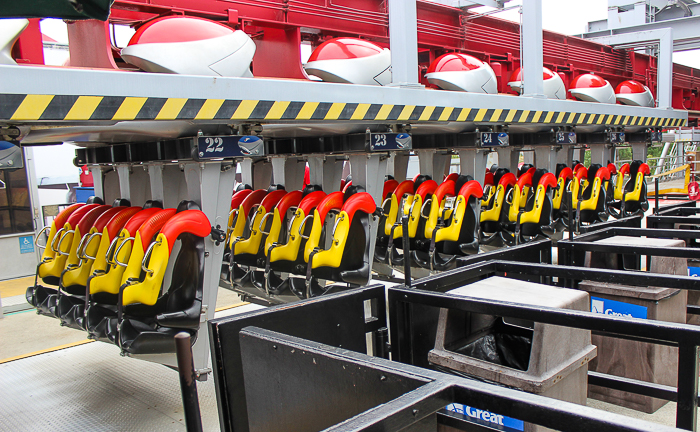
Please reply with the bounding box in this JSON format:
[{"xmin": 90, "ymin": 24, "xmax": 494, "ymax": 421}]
[{"xmin": 0, "ymin": 284, "xmax": 243, "ymax": 363}]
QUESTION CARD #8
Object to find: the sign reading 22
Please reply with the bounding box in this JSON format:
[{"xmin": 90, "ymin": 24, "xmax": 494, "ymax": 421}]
[{"xmin": 204, "ymin": 137, "xmax": 224, "ymax": 153}]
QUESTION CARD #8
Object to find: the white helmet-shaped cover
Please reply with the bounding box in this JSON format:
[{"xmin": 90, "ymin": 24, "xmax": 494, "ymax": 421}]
[
  {"xmin": 569, "ymin": 74, "xmax": 616, "ymax": 104},
  {"xmin": 425, "ymin": 53, "xmax": 497, "ymax": 94},
  {"xmin": 0, "ymin": 19, "xmax": 28, "ymax": 65},
  {"xmin": 507, "ymin": 67, "xmax": 566, "ymax": 99},
  {"xmin": 303, "ymin": 38, "xmax": 391, "ymax": 86},
  {"xmin": 121, "ymin": 17, "xmax": 256, "ymax": 77},
  {"xmin": 615, "ymin": 80, "xmax": 655, "ymax": 107}
]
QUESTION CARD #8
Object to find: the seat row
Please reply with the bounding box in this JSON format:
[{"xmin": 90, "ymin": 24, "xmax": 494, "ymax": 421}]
[{"xmin": 27, "ymin": 198, "xmax": 213, "ymax": 355}]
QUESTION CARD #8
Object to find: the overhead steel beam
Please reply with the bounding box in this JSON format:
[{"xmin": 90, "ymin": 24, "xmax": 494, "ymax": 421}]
[
  {"xmin": 388, "ymin": 0, "xmax": 421, "ymax": 88},
  {"xmin": 522, "ymin": 0, "xmax": 545, "ymax": 98},
  {"xmin": 581, "ymin": 14, "xmax": 700, "ymax": 52},
  {"xmin": 585, "ymin": 28, "xmax": 674, "ymax": 109}
]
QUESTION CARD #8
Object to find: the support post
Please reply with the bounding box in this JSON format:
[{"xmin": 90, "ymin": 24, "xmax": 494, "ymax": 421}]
[
  {"xmin": 521, "ymin": 0, "xmax": 545, "ymax": 98},
  {"xmin": 239, "ymin": 159, "xmax": 253, "ymax": 187},
  {"xmin": 88, "ymin": 166, "xmax": 104, "ymax": 199},
  {"xmin": 184, "ymin": 161, "xmax": 236, "ymax": 374},
  {"xmin": 349, "ymin": 154, "xmax": 388, "ymax": 285},
  {"xmin": 458, "ymin": 148, "xmax": 488, "ymax": 183},
  {"xmin": 416, "ymin": 150, "xmax": 449, "ymax": 180},
  {"xmin": 496, "ymin": 147, "xmax": 520, "ymax": 173},
  {"xmin": 589, "ymin": 144, "xmax": 608, "ymax": 166},
  {"xmin": 116, "ymin": 165, "xmax": 131, "ymax": 201},
  {"xmin": 388, "ymin": 153, "xmax": 410, "ymax": 182},
  {"xmin": 631, "ymin": 143, "xmax": 648, "ymax": 162},
  {"xmin": 147, "ymin": 164, "xmax": 165, "ymax": 203},
  {"xmin": 388, "ymin": 0, "xmax": 421, "ymax": 87},
  {"xmin": 534, "ymin": 146, "xmax": 557, "ymax": 174},
  {"xmin": 271, "ymin": 157, "xmax": 305, "ymax": 191}
]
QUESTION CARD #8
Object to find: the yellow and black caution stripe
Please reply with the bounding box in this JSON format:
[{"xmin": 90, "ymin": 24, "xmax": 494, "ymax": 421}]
[{"xmin": 0, "ymin": 94, "xmax": 687, "ymax": 127}]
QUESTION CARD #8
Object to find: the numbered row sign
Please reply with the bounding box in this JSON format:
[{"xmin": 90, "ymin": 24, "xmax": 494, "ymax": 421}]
[
  {"xmin": 196, "ymin": 135, "xmax": 265, "ymax": 160},
  {"xmin": 367, "ymin": 133, "xmax": 412, "ymax": 151},
  {"xmin": 479, "ymin": 132, "xmax": 509, "ymax": 147}
]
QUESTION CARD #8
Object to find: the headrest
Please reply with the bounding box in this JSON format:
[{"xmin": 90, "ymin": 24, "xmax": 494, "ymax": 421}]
[
  {"xmin": 413, "ymin": 174, "xmax": 432, "ymax": 192},
  {"xmin": 298, "ymin": 191, "xmax": 327, "ymax": 216},
  {"xmin": 86, "ymin": 196, "xmax": 105, "ymax": 205},
  {"xmin": 112, "ymin": 198, "xmax": 131, "ymax": 207},
  {"xmin": 619, "ymin": 163, "xmax": 630, "ymax": 175},
  {"xmin": 555, "ymin": 163, "xmax": 567, "ymax": 178},
  {"xmin": 518, "ymin": 164, "xmax": 534, "ymax": 178},
  {"xmin": 176, "ymin": 200, "xmax": 201, "ymax": 212},
  {"xmin": 489, "ymin": 164, "xmax": 498, "ymax": 174},
  {"xmin": 143, "ymin": 200, "xmax": 163, "ymax": 209},
  {"xmin": 302, "ymin": 184, "xmax": 323, "ymax": 197},
  {"xmin": 493, "ymin": 167, "xmax": 510, "ymax": 185},
  {"xmin": 531, "ymin": 169, "xmax": 547, "ymax": 188},
  {"xmin": 484, "ymin": 172, "xmax": 495, "ymax": 186},
  {"xmin": 382, "ymin": 179, "xmax": 400, "ymax": 200},
  {"xmin": 607, "ymin": 163, "xmax": 617, "ymax": 175},
  {"xmin": 236, "ymin": 183, "xmax": 252, "ymax": 192},
  {"xmin": 343, "ymin": 184, "xmax": 366, "ymax": 202},
  {"xmin": 454, "ymin": 174, "xmax": 474, "ymax": 197},
  {"xmin": 587, "ymin": 164, "xmax": 602, "ymax": 183},
  {"xmin": 630, "ymin": 160, "xmax": 650, "ymax": 176},
  {"xmin": 267, "ymin": 184, "xmax": 285, "ymax": 193}
]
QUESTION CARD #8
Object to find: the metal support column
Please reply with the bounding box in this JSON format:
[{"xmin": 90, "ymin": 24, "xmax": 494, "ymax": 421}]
[
  {"xmin": 349, "ymin": 154, "xmax": 387, "ymax": 285},
  {"xmin": 631, "ymin": 143, "xmax": 648, "ymax": 162},
  {"xmin": 390, "ymin": 153, "xmax": 410, "ymax": 182},
  {"xmin": 147, "ymin": 164, "xmax": 164, "ymax": 203},
  {"xmin": 184, "ymin": 161, "xmax": 236, "ymax": 375},
  {"xmin": 88, "ymin": 165, "xmax": 104, "ymax": 199},
  {"xmin": 116, "ymin": 165, "xmax": 131, "ymax": 201},
  {"xmin": 458, "ymin": 148, "xmax": 488, "ymax": 183},
  {"xmin": 388, "ymin": 0, "xmax": 421, "ymax": 88},
  {"xmin": 522, "ymin": 0, "xmax": 545, "ymax": 98},
  {"xmin": 239, "ymin": 158, "xmax": 253, "ymax": 187},
  {"xmin": 589, "ymin": 144, "xmax": 614, "ymax": 166},
  {"xmin": 416, "ymin": 150, "xmax": 449, "ymax": 179},
  {"xmin": 557, "ymin": 145, "xmax": 574, "ymax": 167},
  {"xmin": 271, "ymin": 157, "xmax": 305, "ymax": 191},
  {"xmin": 496, "ymin": 147, "xmax": 520, "ymax": 173},
  {"xmin": 534, "ymin": 146, "xmax": 557, "ymax": 173}
]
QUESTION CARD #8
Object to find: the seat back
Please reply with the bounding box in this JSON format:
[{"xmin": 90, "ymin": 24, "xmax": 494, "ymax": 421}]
[
  {"xmin": 552, "ymin": 166, "xmax": 573, "ymax": 211},
  {"xmin": 270, "ymin": 191, "xmax": 326, "ymax": 265},
  {"xmin": 38, "ymin": 203, "xmax": 83, "ymax": 264},
  {"xmin": 228, "ymin": 189, "xmax": 267, "ymax": 249},
  {"xmin": 234, "ymin": 189, "xmax": 287, "ymax": 256},
  {"xmin": 614, "ymin": 163, "xmax": 630, "ymax": 200},
  {"xmin": 508, "ymin": 171, "xmax": 533, "ymax": 223},
  {"xmin": 90, "ymin": 207, "xmax": 142, "ymax": 276},
  {"xmin": 120, "ymin": 208, "xmax": 177, "ymax": 287},
  {"xmin": 263, "ymin": 190, "xmax": 303, "ymax": 256},
  {"xmin": 521, "ymin": 172, "xmax": 557, "ymax": 225},
  {"xmin": 624, "ymin": 161, "xmax": 650, "ymax": 202},
  {"xmin": 424, "ymin": 180, "xmax": 456, "ymax": 240},
  {"xmin": 122, "ymin": 210, "xmax": 210, "ymax": 307},
  {"xmin": 304, "ymin": 191, "xmax": 344, "ymax": 262},
  {"xmin": 227, "ymin": 189, "xmax": 253, "ymax": 244},
  {"xmin": 436, "ymin": 180, "xmax": 483, "ymax": 244},
  {"xmin": 383, "ymin": 180, "xmax": 414, "ymax": 237}
]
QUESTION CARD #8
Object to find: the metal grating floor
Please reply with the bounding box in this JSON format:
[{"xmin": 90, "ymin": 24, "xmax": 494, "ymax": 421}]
[{"xmin": 0, "ymin": 303, "xmax": 264, "ymax": 432}]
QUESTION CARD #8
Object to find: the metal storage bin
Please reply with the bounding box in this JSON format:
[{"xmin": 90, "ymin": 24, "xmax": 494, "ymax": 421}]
[
  {"xmin": 429, "ymin": 276, "xmax": 596, "ymax": 432},
  {"xmin": 582, "ymin": 235, "xmax": 688, "ymax": 413}
]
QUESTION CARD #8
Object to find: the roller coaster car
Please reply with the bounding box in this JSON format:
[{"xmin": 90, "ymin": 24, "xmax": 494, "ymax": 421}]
[
  {"xmin": 85, "ymin": 205, "xmax": 171, "ymax": 341},
  {"xmin": 263, "ymin": 190, "xmax": 327, "ymax": 296},
  {"xmin": 606, "ymin": 162, "xmax": 639, "ymax": 218},
  {"xmin": 480, "ymin": 170, "xmax": 516, "ymax": 246},
  {"xmin": 552, "ymin": 164, "xmax": 573, "ymax": 229},
  {"xmin": 304, "ymin": 191, "xmax": 379, "ymax": 297},
  {"xmin": 503, "ymin": 170, "xmax": 558, "ymax": 244},
  {"xmin": 614, "ymin": 160, "xmax": 650, "ymax": 217},
  {"xmin": 413, "ymin": 180, "xmax": 483, "ymax": 271},
  {"xmin": 578, "ymin": 164, "xmax": 611, "ymax": 224},
  {"xmin": 559, "ymin": 166, "xmax": 589, "ymax": 229},
  {"xmin": 116, "ymin": 203, "xmax": 211, "ymax": 355},
  {"xmin": 30, "ymin": 201, "xmax": 105, "ymax": 315}
]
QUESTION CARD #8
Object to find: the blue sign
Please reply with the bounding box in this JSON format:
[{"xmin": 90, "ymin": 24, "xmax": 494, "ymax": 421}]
[
  {"xmin": 19, "ymin": 235, "xmax": 34, "ymax": 254},
  {"xmin": 480, "ymin": 132, "xmax": 509, "ymax": 147},
  {"xmin": 446, "ymin": 403, "xmax": 524, "ymax": 431},
  {"xmin": 556, "ymin": 132, "xmax": 577, "ymax": 144},
  {"xmin": 197, "ymin": 135, "xmax": 265, "ymax": 160},
  {"xmin": 591, "ymin": 296, "xmax": 647, "ymax": 319},
  {"xmin": 368, "ymin": 133, "xmax": 412, "ymax": 151}
]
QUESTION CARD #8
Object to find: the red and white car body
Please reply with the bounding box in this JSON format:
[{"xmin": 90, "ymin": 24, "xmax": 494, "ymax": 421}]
[
  {"xmin": 569, "ymin": 73, "xmax": 616, "ymax": 104},
  {"xmin": 303, "ymin": 38, "xmax": 391, "ymax": 86},
  {"xmin": 0, "ymin": 18, "xmax": 28, "ymax": 65},
  {"xmin": 615, "ymin": 80, "xmax": 655, "ymax": 107},
  {"xmin": 120, "ymin": 16, "xmax": 256, "ymax": 77},
  {"xmin": 507, "ymin": 67, "xmax": 566, "ymax": 99},
  {"xmin": 425, "ymin": 53, "xmax": 497, "ymax": 94}
]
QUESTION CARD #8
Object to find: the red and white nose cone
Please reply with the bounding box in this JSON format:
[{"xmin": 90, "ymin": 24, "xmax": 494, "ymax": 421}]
[
  {"xmin": 425, "ymin": 53, "xmax": 497, "ymax": 94},
  {"xmin": 121, "ymin": 17, "xmax": 256, "ymax": 78},
  {"xmin": 615, "ymin": 80, "xmax": 655, "ymax": 107},
  {"xmin": 569, "ymin": 73, "xmax": 616, "ymax": 104},
  {"xmin": 507, "ymin": 67, "xmax": 566, "ymax": 99},
  {"xmin": 304, "ymin": 38, "xmax": 391, "ymax": 86},
  {"xmin": 0, "ymin": 18, "xmax": 28, "ymax": 66}
]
